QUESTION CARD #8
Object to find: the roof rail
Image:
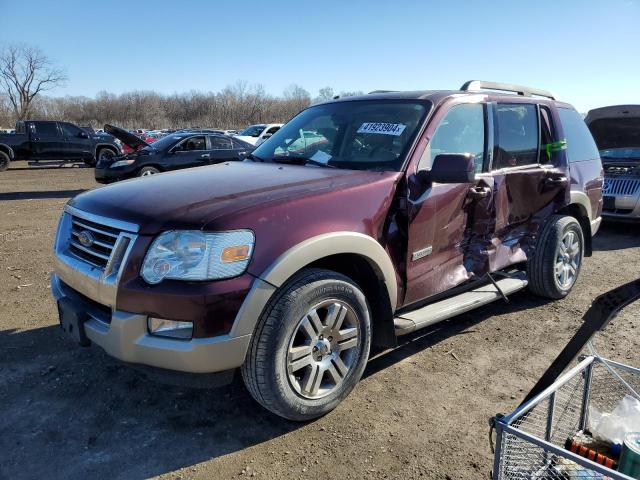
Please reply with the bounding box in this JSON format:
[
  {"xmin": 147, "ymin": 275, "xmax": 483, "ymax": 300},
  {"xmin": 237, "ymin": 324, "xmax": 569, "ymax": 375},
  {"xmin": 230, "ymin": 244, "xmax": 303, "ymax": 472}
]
[
  {"xmin": 460, "ymin": 80, "xmax": 556, "ymax": 100},
  {"xmin": 368, "ymin": 90, "xmax": 398, "ymax": 94}
]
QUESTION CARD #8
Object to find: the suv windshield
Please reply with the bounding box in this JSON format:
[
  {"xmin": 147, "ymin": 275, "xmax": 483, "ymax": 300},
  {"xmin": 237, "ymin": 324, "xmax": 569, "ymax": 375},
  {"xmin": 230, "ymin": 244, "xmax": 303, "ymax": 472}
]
[
  {"xmin": 239, "ymin": 125, "xmax": 266, "ymax": 137},
  {"xmin": 252, "ymin": 100, "xmax": 430, "ymax": 171},
  {"xmin": 600, "ymin": 147, "xmax": 640, "ymax": 160}
]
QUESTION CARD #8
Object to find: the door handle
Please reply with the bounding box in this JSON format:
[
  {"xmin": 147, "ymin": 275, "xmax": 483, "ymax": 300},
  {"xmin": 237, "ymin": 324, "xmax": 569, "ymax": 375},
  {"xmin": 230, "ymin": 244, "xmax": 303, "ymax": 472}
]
[
  {"xmin": 468, "ymin": 186, "xmax": 491, "ymax": 200},
  {"xmin": 200, "ymin": 153, "xmax": 211, "ymax": 159},
  {"xmin": 544, "ymin": 175, "xmax": 568, "ymax": 187}
]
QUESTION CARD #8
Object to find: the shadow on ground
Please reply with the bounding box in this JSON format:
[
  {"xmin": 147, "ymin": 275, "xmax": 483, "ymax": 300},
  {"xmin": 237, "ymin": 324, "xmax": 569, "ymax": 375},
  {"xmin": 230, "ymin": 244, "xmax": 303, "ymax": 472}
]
[
  {"xmin": 0, "ymin": 290, "xmax": 551, "ymax": 480},
  {"xmin": 0, "ymin": 189, "xmax": 86, "ymax": 201},
  {"xmin": 593, "ymin": 222, "xmax": 640, "ymax": 251}
]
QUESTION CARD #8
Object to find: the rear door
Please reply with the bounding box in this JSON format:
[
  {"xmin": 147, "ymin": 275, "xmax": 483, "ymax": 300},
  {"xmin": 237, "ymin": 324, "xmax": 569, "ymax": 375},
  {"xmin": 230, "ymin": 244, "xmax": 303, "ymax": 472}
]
[
  {"xmin": 404, "ymin": 100, "xmax": 494, "ymax": 305},
  {"xmin": 209, "ymin": 135, "xmax": 236, "ymax": 163},
  {"xmin": 489, "ymin": 102, "xmax": 569, "ymax": 271},
  {"xmin": 168, "ymin": 135, "xmax": 209, "ymax": 170},
  {"xmin": 31, "ymin": 121, "xmax": 64, "ymax": 160},
  {"xmin": 59, "ymin": 122, "xmax": 92, "ymax": 160}
]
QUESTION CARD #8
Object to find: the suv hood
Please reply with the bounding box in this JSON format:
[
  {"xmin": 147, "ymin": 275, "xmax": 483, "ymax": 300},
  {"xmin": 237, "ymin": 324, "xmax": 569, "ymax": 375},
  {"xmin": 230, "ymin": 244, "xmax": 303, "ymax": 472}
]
[
  {"xmin": 585, "ymin": 105, "xmax": 640, "ymax": 150},
  {"xmin": 69, "ymin": 162, "xmax": 402, "ymax": 234},
  {"xmin": 104, "ymin": 124, "xmax": 149, "ymax": 150}
]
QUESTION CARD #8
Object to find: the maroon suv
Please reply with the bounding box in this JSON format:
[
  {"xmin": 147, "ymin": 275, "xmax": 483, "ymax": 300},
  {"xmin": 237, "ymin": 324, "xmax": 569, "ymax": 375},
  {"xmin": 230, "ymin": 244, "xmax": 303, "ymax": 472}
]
[{"xmin": 52, "ymin": 81, "xmax": 603, "ymax": 420}]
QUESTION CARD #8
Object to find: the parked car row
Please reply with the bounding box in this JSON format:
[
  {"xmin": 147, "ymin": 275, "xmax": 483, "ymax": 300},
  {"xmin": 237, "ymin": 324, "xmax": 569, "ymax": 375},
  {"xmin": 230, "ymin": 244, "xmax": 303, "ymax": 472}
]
[{"xmin": 52, "ymin": 80, "xmax": 613, "ymax": 421}]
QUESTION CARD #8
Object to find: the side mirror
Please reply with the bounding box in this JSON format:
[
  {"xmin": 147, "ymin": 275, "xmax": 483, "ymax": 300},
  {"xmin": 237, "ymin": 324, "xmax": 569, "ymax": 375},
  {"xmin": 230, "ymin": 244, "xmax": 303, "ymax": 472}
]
[
  {"xmin": 79, "ymin": 131, "xmax": 89, "ymax": 139},
  {"xmin": 419, "ymin": 153, "xmax": 476, "ymax": 184}
]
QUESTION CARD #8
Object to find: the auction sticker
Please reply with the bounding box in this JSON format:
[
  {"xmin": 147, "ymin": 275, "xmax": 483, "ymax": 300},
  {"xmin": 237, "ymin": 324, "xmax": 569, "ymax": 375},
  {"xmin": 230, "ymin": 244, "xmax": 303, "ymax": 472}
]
[{"xmin": 357, "ymin": 122, "xmax": 406, "ymax": 136}]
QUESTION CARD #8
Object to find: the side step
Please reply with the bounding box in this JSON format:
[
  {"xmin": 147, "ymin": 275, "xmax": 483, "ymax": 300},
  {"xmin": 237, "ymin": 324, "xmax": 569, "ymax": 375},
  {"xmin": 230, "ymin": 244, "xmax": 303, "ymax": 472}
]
[{"xmin": 394, "ymin": 272, "xmax": 528, "ymax": 336}]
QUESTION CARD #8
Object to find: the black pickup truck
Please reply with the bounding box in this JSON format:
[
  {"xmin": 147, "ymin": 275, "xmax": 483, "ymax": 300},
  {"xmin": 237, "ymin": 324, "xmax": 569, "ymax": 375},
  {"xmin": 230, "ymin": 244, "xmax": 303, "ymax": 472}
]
[{"xmin": 0, "ymin": 120, "xmax": 121, "ymax": 171}]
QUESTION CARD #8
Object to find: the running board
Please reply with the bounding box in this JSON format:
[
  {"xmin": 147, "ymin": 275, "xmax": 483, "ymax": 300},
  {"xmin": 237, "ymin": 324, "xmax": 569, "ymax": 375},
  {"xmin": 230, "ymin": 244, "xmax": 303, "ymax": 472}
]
[{"xmin": 394, "ymin": 272, "xmax": 528, "ymax": 336}]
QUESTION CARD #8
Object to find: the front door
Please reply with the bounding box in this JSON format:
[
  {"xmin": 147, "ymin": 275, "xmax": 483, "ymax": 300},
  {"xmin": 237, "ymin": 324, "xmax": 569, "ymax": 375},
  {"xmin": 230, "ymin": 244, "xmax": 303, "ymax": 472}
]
[
  {"xmin": 59, "ymin": 122, "xmax": 92, "ymax": 160},
  {"xmin": 170, "ymin": 135, "xmax": 209, "ymax": 170},
  {"xmin": 404, "ymin": 101, "xmax": 493, "ymax": 306}
]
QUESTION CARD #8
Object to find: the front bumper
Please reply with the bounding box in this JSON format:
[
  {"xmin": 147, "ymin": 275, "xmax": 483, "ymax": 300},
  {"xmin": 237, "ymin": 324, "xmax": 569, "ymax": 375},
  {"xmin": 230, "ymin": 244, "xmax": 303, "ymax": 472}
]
[
  {"xmin": 94, "ymin": 166, "xmax": 132, "ymax": 183},
  {"xmin": 52, "ymin": 273, "xmax": 251, "ymax": 373}
]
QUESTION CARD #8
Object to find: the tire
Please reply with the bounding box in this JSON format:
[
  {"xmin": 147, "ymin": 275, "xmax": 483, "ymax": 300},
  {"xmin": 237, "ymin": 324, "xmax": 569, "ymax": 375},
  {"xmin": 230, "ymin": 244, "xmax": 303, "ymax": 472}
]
[
  {"xmin": 94, "ymin": 147, "xmax": 116, "ymax": 166},
  {"xmin": 138, "ymin": 166, "xmax": 160, "ymax": 177},
  {"xmin": 527, "ymin": 215, "xmax": 584, "ymax": 299},
  {"xmin": 241, "ymin": 268, "xmax": 372, "ymax": 421},
  {"xmin": 0, "ymin": 151, "xmax": 9, "ymax": 172}
]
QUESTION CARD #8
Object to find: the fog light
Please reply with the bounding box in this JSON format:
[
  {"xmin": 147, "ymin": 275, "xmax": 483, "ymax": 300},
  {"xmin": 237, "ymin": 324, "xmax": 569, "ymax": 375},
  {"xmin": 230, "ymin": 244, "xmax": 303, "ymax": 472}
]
[{"xmin": 147, "ymin": 318, "xmax": 193, "ymax": 339}]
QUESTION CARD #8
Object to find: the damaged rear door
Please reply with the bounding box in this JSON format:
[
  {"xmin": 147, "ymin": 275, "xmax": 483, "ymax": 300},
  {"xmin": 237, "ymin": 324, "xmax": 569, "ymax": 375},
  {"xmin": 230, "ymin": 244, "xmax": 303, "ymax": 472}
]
[{"xmin": 488, "ymin": 102, "xmax": 569, "ymax": 271}]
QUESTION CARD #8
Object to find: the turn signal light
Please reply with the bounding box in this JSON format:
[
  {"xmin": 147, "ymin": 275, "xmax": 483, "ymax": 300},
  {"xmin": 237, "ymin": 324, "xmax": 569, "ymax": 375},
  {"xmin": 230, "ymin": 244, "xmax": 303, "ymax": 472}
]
[{"xmin": 221, "ymin": 245, "xmax": 250, "ymax": 263}]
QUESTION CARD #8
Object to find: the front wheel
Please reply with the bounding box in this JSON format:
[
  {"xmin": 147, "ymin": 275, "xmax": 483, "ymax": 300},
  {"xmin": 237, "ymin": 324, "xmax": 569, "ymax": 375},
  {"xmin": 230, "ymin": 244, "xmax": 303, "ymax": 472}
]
[
  {"xmin": 527, "ymin": 215, "xmax": 584, "ymax": 299},
  {"xmin": 242, "ymin": 268, "xmax": 371, "ymax": 421}
]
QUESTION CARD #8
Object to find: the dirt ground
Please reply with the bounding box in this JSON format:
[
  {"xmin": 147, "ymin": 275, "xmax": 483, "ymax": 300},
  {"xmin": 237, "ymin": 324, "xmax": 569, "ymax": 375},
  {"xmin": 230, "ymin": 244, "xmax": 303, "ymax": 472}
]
[{"xmin": 1, "ymin": 162, "xmax": 639, "ymax": 480}]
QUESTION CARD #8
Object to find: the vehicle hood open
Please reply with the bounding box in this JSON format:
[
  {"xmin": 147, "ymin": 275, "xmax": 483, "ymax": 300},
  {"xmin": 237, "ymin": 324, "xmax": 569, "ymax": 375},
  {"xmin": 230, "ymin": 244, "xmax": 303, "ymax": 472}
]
[
  {"xmin": 68, "ymin": 162, "xmax": 402, "ymax": 234},
  {"xmin": 104, "ymin": 124, "xmax": 149, "ymax": 150},
  {"xmin": 585, "ymin": 105, "xmax": 640, "ymax": 150}
]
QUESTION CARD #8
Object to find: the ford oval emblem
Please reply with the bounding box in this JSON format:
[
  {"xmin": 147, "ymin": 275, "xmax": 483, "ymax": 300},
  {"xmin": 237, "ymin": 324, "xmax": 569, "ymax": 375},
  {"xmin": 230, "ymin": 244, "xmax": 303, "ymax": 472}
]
[{"xmin": 78, "ymin": 230, "xmax": 95, "ymax": 248}]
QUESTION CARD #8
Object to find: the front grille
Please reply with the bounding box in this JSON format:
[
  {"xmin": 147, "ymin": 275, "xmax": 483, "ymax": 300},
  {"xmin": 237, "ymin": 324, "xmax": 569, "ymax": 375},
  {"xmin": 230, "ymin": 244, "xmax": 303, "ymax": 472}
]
[
  {"xmin": 602, "ymin": 177, "xmax": 640, "ymax": 196},
  {"xmin": 69, "ymin": 215, "xmax": 122, "ymax": 268}
]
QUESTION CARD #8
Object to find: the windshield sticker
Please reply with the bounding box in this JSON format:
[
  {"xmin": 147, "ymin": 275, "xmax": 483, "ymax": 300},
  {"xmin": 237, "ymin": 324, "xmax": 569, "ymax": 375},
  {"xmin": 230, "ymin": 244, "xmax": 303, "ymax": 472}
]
[
  {"xmin": 310, "ymin": 150, "xmax": 332, "ymax": 163},
  {"xmin": 357, "ymin": 122, "xmax": 407, "ymax": 136}
]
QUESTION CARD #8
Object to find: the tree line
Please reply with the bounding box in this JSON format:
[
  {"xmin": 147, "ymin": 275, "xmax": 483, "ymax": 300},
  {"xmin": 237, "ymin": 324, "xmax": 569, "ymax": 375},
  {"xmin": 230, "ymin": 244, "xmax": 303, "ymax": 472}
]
[{"xmin": 0, "ymin": 44, "xmax": 364, "ymax": 129}]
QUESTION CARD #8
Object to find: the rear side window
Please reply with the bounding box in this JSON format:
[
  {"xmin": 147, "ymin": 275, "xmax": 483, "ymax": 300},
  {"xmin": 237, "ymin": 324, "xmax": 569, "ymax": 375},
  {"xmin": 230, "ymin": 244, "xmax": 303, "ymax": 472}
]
[
  {"xmin": 210, "ymin": 136, "xmax": 232, "ymax": 149},
  {"xmin": 494, "ymin": 104, "xmax": 539, "ymax": 169},
  {"xmin": 420, "ymin": 103, "xmax": 485, "ymax": 173},
  {"xmin": 557, "ymin": 108, "xmax": 600, "ymax": 162},
  {"xmin": 33, "ymin": 122, "xmax": 59, "ymax": 137}
]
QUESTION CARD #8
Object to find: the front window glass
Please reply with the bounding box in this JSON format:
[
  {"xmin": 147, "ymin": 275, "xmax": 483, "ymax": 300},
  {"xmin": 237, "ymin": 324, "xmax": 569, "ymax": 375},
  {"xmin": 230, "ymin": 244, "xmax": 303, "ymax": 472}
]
[
  {"xmin": 173, "ymin": 136, "xmax": 206, "ymax": 152},
  {"xmin": 61, "ymin": 123, "xmax": 82, "ymax": 137},
  {"xmin": 419, "ymin": 103, "xmax": 485, "ymax": 173},
  {"xmin": 252, "ymin": 100, "xmax": 430, "ymax": 171},
  {"xmin": 494, "ymin": 104, "xmax": 539, "ymax": 169},
  {"xmin": 239, "ymin": 125, "xmax": 266, "ymax": 137}
]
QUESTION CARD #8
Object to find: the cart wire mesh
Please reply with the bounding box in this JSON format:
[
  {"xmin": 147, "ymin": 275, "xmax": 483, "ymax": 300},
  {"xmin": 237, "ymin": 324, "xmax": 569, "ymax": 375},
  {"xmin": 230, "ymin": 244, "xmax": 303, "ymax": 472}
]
[{"xmin": 493, "ymin": 355, "xmax": 640, "ymax": 480}]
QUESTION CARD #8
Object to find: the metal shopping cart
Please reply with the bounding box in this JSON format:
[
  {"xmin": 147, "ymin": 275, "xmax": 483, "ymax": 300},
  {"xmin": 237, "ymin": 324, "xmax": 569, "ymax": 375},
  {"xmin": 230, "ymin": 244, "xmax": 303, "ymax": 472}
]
[{"xmin": 492, "ymin": 279, "xmax": 640, "ymax": 480}]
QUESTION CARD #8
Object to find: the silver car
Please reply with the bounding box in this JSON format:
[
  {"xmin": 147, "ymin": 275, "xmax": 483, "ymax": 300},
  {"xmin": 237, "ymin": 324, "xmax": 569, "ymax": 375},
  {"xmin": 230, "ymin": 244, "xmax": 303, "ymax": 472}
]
[{"xmin": 586, "ymin": 105, "xmax": 640, "ymax": 221}]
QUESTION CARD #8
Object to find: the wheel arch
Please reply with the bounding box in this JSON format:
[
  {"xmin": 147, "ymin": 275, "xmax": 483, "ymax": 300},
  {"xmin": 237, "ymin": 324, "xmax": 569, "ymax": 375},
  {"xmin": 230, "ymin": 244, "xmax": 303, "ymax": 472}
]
[
  {"xmin": 0, "ymin": 143, "xmax": 15, "ymax": 159},
  {"xmin": 557, "ymin": 197, "xmax": 592, "ymax": 256},
  {"xmin": 231, "ymin": 232, "xmax": 399, "ymax": 348},
  {"xmin": 94, "ymin": 143, "xmax": 119, "ymax": 158}
]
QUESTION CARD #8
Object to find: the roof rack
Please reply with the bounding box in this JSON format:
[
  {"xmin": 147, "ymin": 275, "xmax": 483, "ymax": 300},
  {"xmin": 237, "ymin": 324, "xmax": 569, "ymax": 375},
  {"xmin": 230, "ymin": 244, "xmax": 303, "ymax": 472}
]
[
  {"xmin": 368, "ymin": 90, "xmax": 398, "ymax": 94},
  {"xmin": 460, "ymin": 80, "xmax": 556, "ymax": 100}
]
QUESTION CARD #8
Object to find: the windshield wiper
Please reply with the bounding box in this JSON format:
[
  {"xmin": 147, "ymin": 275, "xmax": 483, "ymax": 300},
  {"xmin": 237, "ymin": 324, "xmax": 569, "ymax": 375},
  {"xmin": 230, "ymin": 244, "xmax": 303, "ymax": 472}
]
[{"xmin": 272, "ymin": 156, "xmax": 336, "ymax": 168}]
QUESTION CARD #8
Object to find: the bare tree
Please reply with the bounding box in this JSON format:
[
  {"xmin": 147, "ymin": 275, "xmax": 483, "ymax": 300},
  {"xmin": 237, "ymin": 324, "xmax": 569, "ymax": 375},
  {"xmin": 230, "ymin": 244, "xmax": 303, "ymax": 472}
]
[{"xmin": 0, "ymin": 44, "xmax": 67, "ymax": 120}]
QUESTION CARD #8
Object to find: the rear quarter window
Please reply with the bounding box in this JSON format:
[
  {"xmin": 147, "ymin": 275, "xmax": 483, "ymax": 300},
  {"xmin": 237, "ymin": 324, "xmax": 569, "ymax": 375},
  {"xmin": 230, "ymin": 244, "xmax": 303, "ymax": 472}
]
[{"xmin": 558, "ymin": 108, "xmax": 600, "ymax": 162}]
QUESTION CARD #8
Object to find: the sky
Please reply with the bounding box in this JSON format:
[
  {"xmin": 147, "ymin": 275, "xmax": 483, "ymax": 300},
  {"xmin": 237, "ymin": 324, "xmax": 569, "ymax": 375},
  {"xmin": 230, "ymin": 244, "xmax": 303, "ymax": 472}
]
[{"xmin": 1, "ymin": 0, "xmax": 639, "ymax": 112}]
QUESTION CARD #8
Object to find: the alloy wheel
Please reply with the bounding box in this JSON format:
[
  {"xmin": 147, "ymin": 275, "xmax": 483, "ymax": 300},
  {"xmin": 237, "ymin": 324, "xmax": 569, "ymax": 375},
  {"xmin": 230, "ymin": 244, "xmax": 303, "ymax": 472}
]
[
  {"xmin": 554, "ymin": 230, "xmax": 581, "ymax": 289},
  {"xmin": 286, "ymin": 299, "xmax": 360, "ymax": 399}
]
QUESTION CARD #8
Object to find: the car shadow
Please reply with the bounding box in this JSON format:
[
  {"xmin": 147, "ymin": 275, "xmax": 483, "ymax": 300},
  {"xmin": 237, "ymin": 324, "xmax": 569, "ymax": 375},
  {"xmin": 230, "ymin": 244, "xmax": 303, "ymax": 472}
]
[
  {"xmin": 0, "ymin": 290, "xmax": 552, "ymax": 480},
  {"xmin": 593, "ymin": 221, "xmax": 640, "ymax": 251},
  {"xmin": 0, "ymin": 189, "xmax": 86, "ymax": 201}
]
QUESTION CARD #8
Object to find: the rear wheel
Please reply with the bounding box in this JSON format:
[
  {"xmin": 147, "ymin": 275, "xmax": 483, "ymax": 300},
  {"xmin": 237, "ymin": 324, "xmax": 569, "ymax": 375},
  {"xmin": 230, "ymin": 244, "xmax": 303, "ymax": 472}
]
[
  {"xmin": 242, "ymin": 268, "xmax": 371, "ymax": 421},
  {"xmin": 138, "ymin": 166, "xmax": 160, "ymax": 177},
  {"xmin": 0, "ymin": 151, "xmax": 9, "ymax": 172},
  {"xmin": 527, "ymin": 215, "xmax": 584, "ymax": 299}
]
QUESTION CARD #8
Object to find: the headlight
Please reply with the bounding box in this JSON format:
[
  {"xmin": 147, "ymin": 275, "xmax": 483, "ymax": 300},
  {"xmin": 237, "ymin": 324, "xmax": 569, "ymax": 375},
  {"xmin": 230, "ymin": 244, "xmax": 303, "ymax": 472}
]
[
  {"xmin": 141, "ymin": 230, "xmax": 254, "ymax": 284},
  {"xmin": 110, "ymin": 159, "xmax": 135, "ymax": 168}
]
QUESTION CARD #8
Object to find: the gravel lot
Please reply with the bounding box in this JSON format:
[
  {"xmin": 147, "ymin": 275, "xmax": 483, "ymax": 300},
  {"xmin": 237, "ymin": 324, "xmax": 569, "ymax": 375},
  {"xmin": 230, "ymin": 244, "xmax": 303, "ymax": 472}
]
[{"xmin": 1, "ymin": 162, "xmax": 639, "ymax": 480}]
